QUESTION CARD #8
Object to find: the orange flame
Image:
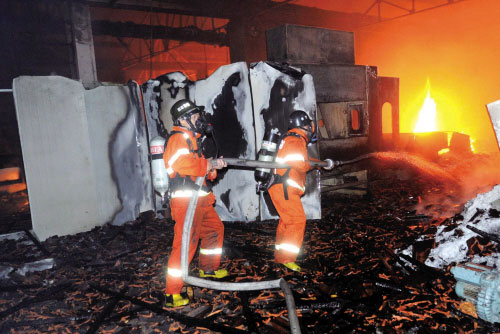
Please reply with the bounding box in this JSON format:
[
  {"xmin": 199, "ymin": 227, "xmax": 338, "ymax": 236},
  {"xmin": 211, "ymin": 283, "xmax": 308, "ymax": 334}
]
[{"xmin": 414, "ymin": 80, "xmax": 437, "ymax": 133}]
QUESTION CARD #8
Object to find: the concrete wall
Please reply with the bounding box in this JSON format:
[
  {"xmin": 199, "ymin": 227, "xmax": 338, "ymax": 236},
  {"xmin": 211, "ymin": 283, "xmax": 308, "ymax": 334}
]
[{"xmin": 13, "ymin": 76, "xmax": 153, "ymax": 241}]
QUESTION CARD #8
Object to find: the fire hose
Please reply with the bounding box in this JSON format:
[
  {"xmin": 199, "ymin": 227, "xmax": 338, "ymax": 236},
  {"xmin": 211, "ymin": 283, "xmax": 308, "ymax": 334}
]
[
  {"xmin": 180, "ymin": 155, "xmax": 375, "ymax": 334},
  {"xmin": 181, "ymin": 177, "xmax": 301, "ymax": 334},
  {"xmin": 222, "ymin": 153, "xmax": 376, "ymax": 170}
]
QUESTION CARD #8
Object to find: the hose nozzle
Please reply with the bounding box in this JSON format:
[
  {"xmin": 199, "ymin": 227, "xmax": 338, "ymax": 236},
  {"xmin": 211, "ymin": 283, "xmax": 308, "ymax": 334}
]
[{"xmin": 324, "ymin": 158, "xmax": 342, "ymax": 170}]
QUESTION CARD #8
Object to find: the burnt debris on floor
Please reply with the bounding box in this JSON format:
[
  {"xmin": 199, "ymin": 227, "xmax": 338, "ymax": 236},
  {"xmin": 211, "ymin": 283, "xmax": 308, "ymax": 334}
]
[{"xmin": 0, "ymin": 172, "xmax": 499, "ymax": 334}]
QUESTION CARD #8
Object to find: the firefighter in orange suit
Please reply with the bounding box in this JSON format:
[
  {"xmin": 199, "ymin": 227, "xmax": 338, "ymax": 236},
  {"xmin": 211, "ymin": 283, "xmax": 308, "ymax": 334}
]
[
  {"xmin": 268, "ymin": 110, "xmax": 324, "ymax": 272},
  {"xmin": 164, "ymin": 99, "xmax": 228, "ymax": 307}
]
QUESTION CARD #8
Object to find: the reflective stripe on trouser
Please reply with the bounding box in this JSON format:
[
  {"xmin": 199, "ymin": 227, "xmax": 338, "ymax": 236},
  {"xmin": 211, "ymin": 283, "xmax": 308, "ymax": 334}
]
[
  {"xmin": 166, "ymin": 200, "xmax": 224, "ymax": 295},
  {"xmin": 269, "ymin": 183, "xmax": 306, "ymax": 264}
]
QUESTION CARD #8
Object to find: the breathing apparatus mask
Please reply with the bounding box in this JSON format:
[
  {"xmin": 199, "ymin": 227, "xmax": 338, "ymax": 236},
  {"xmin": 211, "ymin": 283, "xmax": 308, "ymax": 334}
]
[
  {"xmin": 299, "ymin": 123, "xmax": 317, "ymax": 144},
  {"xmin": 181, "ymin": 110, "xmax": 213, "ymax": 135},
  {"xmin": 195, "ymin": 111, "xmax": 214, "ymax": 135},
  {"xmin": 171, "ymin": 99, "xmax": 213, "ymax": 135}
]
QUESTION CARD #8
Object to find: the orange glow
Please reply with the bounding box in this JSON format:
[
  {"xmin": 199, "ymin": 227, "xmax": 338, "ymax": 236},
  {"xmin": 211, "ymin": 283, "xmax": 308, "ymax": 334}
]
[
  {"xmin": 438, "ymin": 148, "xmax": 450, "ymax": 156},
  {"xmin": 0, "ymin": 167, "xmax": 20, "ymax": 182},
  {"xmin": 354, "ymin": 0, "xmax": 500, "ymax": 152},
  {"xmin": 413, "ymin": 80, "xmax": 437, "ymax": 133}
]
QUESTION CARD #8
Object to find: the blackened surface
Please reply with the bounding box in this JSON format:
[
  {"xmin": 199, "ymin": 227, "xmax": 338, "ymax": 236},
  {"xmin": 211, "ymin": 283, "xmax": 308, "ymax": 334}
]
[
  {"xmin": 0, "ymin": 172, "xmax": 485, "ymax": 333},
  {"xmin": 200, "ymin": 136, "xmax": 218, "ymax": 159},
  {"xmin": 108, "ymin": 87, "xmax": 142, "ymax": 225},
  {"xmin": 261, "ymin": 78, "xmax": 304, "ymax": 135},
  {"xmin": 211, "ymin": 72, "xmax": 248, "ymax": 159},
  {"xmin": 141, "ymin": 83, "xmax": 168, "ymax": 139},
  {"xmin": 264, "ymin": 61, "xmax": 306, "ymax": 80},
  {"xmin": 155, "ymin": 94, "xmax": 169, "ymax": 138},
  {"xmin": 220, "ymin": 189, "xmax": 231, "ymax": 211},
  {"xmin": 157, "ymin": 72, "xmax": 188, "ymax": 99}
]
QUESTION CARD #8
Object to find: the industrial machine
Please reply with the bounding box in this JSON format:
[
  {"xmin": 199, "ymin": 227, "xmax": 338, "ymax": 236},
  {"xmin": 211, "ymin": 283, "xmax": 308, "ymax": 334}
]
[{"xmin": 451, "ymin": 262, "xmax": 500, "ymax": 323}]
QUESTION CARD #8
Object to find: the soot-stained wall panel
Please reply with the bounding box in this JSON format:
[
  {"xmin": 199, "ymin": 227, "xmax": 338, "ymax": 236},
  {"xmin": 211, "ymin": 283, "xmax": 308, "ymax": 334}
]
[
  {"xmin": 84, "ymin": 82, "xmax": 153, "ymax": 225},
  {"xmin": 142, "ymin": 72, "xmax": 191, "ymax": 140},
  {"xmin": 13, "ymin": 76, "xmax": 153, "ymax": 241},
  {"xmin": 13, "ymin": 76, "xmax": 101, "ymax": 241},
  {"xmin": 142, "ymin": 72, "xmax": 192, "ymax": 214},
  {"xmin": 250, "ymin": 62, "xmax": 321, "ymax": 220},
  {"xmin": 142, "ymin": 65, "xmax": 259, "ymax": 221},
  {"xmin": 190, "ymin": 62, "xmax": 258, "ymax": 221}
]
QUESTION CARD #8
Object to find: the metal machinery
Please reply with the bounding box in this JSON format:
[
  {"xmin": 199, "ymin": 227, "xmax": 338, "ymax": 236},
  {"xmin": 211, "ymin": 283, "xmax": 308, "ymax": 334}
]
[
  {"xmin": 451, "ymin": 262, "xmax": 500, "ymax": 323},
  {"xmin": 266, "ymin": 25, "xmax": 400, "ymax": 194}
]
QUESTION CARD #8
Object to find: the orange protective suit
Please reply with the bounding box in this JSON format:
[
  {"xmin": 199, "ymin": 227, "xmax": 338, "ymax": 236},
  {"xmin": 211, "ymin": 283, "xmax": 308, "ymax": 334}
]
[
  {"xmin": 164, "ymin": 126, "xmax": 224, "ymax": 295},
  {"xmin": 269, "ymin": 128, "xmax": 312, "ymax": 264}
]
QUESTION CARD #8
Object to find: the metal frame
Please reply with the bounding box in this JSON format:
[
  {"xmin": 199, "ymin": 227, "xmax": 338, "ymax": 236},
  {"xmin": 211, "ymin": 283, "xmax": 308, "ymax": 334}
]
[
  {"xmin": 362, "ymin": 0, "xmax": 469, "ymax": 24},
  {"xmin": 92, "ymin": 10, "xmax": 229, "ymax": 74}
]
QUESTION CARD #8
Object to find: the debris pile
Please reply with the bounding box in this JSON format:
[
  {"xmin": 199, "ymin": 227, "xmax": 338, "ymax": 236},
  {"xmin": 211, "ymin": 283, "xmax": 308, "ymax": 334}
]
[
  {"xmin": 0, "ymin": 173, "xmax": 499, "ymax": 333},
  {"xmin": 426, "ymin": 185, "xmax": 500, "ymax": 269}
]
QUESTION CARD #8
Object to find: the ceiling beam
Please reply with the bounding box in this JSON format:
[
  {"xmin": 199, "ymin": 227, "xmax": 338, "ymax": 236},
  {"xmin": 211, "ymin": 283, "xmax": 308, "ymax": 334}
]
[
  {"xmin": 92, "ymin": 20, "xmax": 229, "ymax": 46},
  {"xmin": 87, "ymin": 0, "xmax": 370, "ymax": 24},
  {"xmin": 87, "ymin": 0, "xmax": 244, "ymax": 19}
]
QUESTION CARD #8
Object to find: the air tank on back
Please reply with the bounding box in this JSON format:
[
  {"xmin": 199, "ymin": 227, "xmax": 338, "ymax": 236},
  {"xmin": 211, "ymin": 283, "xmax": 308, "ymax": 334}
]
[
  {"xmin": 255, "ymin": 128, "xmax": 281, "ymax": 192},
  {"xmin": 150, "ymin": 136, "xmax": 169, "ymax": 199}
]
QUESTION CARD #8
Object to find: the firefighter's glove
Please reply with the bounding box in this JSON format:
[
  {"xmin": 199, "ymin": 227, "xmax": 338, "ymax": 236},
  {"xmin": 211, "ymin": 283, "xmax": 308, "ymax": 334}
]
[
  {"xmin": 214, "ymin": 156, "xmax": 227, "ymax": 169},
  {"xmin": 207, "ymin": 157, "xmax": 226, "ymax": 172}
]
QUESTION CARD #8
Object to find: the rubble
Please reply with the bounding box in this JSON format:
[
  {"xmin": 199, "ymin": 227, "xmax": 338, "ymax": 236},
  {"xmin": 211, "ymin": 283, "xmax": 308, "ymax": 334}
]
[
  {"xmin": 426, "ymin": 185, "xmax": 500, "ymax": 269},
  {"xmin": 0, "ymin": 167, "xmax": 498, "ymax": 333}
]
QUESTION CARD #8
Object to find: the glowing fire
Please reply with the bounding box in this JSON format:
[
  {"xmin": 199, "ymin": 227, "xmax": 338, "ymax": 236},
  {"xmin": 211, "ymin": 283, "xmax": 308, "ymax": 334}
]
[
  {"xmin": 414, "ymin": 82, "xmax": 437, "ymax": 133},
  {"xmin": 413, "ymin": 80, "xmax": 476, "ymax": 155}
]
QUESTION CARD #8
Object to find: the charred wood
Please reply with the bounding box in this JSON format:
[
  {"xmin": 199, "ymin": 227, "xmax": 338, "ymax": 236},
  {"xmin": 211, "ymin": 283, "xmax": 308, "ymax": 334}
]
[
  {"xmin": 0, "ymin": 283, "xmax": 43, "ymax": 292},
  {"xmin": 466, "ymin": 224, "xmax": 500, "ymax": 246},
  {"xmin": 0, "ymin": 315, "xmax": 91, "ymax": 330},
  {"xmin": 86, "ymin": 287, "xmax": 127, "ymax": 334},
  {"xmin": 23, "ymin": 229, "xmax": 50, "ymax": 257},
  {"xmin": 0, "ymin": 281, "xmax": 72, "ymax": 320},
  {"xmin": 239, "ymin": 291, "xmax": 262, "ymax": 333},
  {"xmin": 90, "ymin": 283, "xmax": 249, "ymax": 334}
]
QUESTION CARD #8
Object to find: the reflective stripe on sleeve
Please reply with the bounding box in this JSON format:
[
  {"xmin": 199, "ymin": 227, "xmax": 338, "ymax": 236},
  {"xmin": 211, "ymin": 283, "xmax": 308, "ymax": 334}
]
[
  {"xmin": 275, "ymin": 154, "xmax": 305, "ymax": 164},
  {"xmin": 171, "ymin": 189, "xmax": 210, "ymax": 198},
  {"xmin": 200, "ymin": 248, "xmax": 222, "ymax": 255},
  {"xmin": 275, "ymin": 243, "xmax": 300, "ymax": 254},
  {"xmin": 167, "ymin": 268, "xmax": 183, "ymax": 277},
  {"xmin": 168, "ymin": 148, "xmax": 190, "ymax": 167},
  {"xmin": 286, "ymin": 179, "xmax": 305, "ymax": 192}
]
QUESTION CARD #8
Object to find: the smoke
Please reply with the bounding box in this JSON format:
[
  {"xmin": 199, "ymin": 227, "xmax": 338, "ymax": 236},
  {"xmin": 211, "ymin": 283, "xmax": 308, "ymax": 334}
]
[
  {"xmin": 370, "ymin": 152, "xmax": 457, "ymax": 184},
  {"xmin": 443, "ymin": 152, "xmax": 500, "ymax": 199},
  {"xmin": 369, "ymin": 151, "xmax": 500, "ymax": 217},
  {"xmin": 416, "ymin": 152, "xmax": 500, "ymax": 217}
]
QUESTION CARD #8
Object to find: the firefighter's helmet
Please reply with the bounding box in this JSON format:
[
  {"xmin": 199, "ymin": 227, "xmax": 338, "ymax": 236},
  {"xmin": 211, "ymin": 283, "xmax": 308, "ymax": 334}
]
[
  {"xmin": 170, "ymin": 99, "xmax": 204, "ymax": 123},
  {"xmin": 288, "ymin": 110, "xmax": 312, "ymax": 129},
  {"xmin": 289, "ymin": 110, "xmax": 316, "ymax": 142}
]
